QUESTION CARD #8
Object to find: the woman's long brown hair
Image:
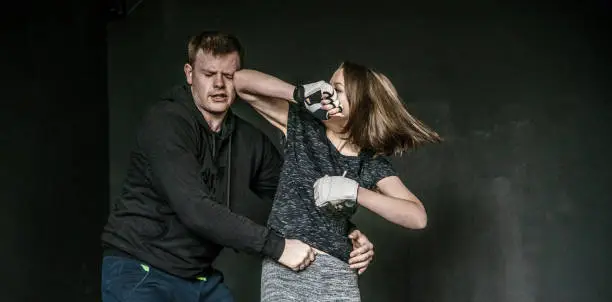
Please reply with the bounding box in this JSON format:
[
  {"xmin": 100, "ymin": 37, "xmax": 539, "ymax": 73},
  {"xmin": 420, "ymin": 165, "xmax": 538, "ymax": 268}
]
[{"xmin": 340, "ymin": 61, "xmax": 442, "ymax": 156}]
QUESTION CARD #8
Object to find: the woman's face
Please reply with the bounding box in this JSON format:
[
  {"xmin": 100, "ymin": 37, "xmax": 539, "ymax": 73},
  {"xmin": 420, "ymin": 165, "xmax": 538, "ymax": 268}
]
[{"xmin": 327, "ymin": 67, "xmax": 350, "ymax": 120}]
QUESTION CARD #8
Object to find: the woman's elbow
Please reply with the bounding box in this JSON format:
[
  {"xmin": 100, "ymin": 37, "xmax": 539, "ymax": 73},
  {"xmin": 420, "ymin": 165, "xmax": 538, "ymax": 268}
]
[
  {"xmin": 400, "ymin": 209, "xmax": 427, "ymax": 230},
  {"xmin": 233, "ymin": 70, "xmax": 247, "ymax": 92},
  {"xmin": 413, "ymin": 212, "xmax": 428, "ymax": 229}
]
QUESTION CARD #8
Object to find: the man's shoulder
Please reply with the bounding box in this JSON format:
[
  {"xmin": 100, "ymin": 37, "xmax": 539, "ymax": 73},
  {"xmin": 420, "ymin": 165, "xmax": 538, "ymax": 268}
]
[
  {"xmin": 233, "ymin": 115, "xmax": 269, "ymax": 139},
  {"xmin": 144, "ymin": 84, "xmax": 194, "ymax": 118},
  {"xmin": 143, "ymin": 97, "xmax": 195, "ymax": 125},
  {"xmin": 135, "ymin": 99, "xmax": 200, "ymax": 140},
  {"xmin": 147, "ymin": 97, "xmax": 190, "ymax": 116},
  {"xmin": 232, "ymin": 114, "xmax": 282, "ymax": 154}
]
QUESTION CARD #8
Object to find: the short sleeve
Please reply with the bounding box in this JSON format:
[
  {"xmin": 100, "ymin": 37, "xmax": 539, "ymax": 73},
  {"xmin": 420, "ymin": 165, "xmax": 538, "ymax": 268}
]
[
  {"xmin": 283, "ymin": 102, "xmax": 323, "ymax": 150},
  {"xmin": 361, "ymin": 156, "xmax": 397, "ymax": 190},
  {"xmin": 283, "ymin": 102, "xmax": 301, "ymax": 147}
]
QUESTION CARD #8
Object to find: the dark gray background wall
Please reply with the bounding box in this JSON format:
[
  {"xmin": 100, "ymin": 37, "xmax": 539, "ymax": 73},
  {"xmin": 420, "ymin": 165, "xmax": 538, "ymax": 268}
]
[
  {"xmin": 2, "ymin": 0, "xmax": 610, "ymax": 301},
  {"xmin": 107, "ymin": 1, "xmax": 612, "ymax": 301},
  {"xmin": 2, "ymin": 0, "xmax": 108, "ymax": 301}
]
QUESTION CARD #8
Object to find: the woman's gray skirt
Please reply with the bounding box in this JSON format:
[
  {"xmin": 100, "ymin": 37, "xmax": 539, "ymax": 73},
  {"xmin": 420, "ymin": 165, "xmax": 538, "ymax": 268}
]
[{"xmin": 261, "ymin": 254, "xmax": 360, "ymax": 302}]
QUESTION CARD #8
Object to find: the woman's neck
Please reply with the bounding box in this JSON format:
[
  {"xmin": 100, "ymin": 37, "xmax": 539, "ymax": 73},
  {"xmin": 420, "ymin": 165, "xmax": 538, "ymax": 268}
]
[{"xmin": 326, "ymin": 128, "xmax": 360, "ymax": 156}]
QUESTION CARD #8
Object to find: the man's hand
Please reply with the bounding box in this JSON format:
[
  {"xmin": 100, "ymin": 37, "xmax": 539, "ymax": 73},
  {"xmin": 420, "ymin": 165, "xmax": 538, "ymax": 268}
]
[
  {"xmin": 277, "ymin": 239, "xmax": 316, "ymax": 271},
  {"xmin": 293, "ymin": 80, "xmax": 342, "ymax": 120},
  {"xmin": 348, "ymin": 230, "xmax": 375, "ymax": 275}
]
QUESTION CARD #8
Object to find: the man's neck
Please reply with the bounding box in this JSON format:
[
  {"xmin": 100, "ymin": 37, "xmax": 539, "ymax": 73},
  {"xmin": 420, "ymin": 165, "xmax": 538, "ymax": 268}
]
[{"xmin": 198, "ymin": 107, "xmax": 227, "ymax": 133}]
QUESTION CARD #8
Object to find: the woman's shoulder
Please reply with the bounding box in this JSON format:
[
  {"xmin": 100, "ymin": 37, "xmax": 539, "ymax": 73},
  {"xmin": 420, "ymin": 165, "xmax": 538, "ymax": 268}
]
[
  {"xmin": 361, "ymin": 152, "xmax": 395, "ymax": 171},
  {"xmin": 286, "ymin": 102, "xmax": 325, "ymax": 138},
  {"xmin": 361, "ymin": 153, "xmax": 397, "ymax": 182}
]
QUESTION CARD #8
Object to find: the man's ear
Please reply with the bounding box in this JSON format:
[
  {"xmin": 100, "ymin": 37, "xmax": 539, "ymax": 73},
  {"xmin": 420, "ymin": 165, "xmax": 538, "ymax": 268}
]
[{"xmin": 184, "ymin": 63, "xmax": 193, "ymax": 85}]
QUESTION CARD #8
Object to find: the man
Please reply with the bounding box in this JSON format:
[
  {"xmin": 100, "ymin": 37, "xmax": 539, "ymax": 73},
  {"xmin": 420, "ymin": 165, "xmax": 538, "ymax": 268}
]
[{"xmin": 101, "ymin": 31, "xmax": 374, "ymax": 301}]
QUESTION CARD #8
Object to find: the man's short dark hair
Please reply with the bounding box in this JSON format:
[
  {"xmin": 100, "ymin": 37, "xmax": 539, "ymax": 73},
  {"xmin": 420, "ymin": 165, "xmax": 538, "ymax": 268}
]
[{"xmin": 187, "ymin": 31, "xmax": 244, "ymax": 68}]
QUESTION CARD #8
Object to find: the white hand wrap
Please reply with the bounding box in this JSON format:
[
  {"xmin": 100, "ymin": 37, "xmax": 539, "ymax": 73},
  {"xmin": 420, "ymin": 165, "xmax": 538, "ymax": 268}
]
[
  {"xmin": 294, "ymin": 81, "xmax": 342, "ymax": 120},
  {"xmin": 313, "ymin": 173, "xmax": 359, "ymax": 209}
]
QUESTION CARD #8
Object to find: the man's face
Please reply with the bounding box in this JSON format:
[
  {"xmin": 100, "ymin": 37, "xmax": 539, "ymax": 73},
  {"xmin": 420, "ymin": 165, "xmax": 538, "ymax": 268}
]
[{"xmin": 184, "ymin": 49, "xmax": 240, "ymax": 115}]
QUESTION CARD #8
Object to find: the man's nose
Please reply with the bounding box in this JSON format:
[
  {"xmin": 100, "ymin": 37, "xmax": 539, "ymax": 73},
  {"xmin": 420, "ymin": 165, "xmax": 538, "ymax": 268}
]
[{"xmin": 213, "ymin": 74, "xmax": 224, "ymax": 88}]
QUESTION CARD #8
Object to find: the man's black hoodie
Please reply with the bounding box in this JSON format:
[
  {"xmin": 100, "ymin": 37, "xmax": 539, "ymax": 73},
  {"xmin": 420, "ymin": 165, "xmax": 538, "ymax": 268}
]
[{"xmin": 101, "ymin": 84, "xmax": 285, "ymax": 279}]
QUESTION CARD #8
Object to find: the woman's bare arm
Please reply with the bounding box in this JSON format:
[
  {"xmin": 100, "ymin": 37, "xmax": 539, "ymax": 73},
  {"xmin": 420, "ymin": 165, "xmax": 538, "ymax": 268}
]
[
  {"xmin": 234, "ymin": 69, "xmax": 296, "ymax": 135},
  {"xmin": 356, "ymin": 176, "xmax": 427, "ymax": 229}
]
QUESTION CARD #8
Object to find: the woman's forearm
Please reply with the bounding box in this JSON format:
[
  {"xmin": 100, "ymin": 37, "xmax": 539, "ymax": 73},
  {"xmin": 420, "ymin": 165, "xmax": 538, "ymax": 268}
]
[
  {"xmin": 234, "ymin": 69, "xmax": 295, "ymax": 101},
  {"xmin": 356, "ymin": 187, "xmax": 427, "ymax": 229}
]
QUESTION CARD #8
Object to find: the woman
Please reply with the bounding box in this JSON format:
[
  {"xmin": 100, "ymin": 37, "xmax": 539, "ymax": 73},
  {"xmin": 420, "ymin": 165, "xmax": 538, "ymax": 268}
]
[{"xmin": 234, "ymin": 61, "xmax": 441, "ymax": 301}]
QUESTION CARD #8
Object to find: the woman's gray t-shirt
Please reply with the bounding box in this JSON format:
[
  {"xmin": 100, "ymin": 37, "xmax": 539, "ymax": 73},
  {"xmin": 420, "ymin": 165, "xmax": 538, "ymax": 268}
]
[{"xmin": 268, "ymin": 103, "xmax": 396, "ymax": 262}]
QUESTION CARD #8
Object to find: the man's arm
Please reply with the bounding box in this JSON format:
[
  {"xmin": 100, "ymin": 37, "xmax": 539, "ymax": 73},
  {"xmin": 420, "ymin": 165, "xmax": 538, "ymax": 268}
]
[
  {"xmin": 139, "ymin": 107, "xmax": 284, "ymax": 259},
  {"xmin": 251, "ymin": 133, "xmax": 283, "ymax": 202},
  {"xmin": 347, "ymin": 220, "xmax": 357, "ymax": 233}
]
